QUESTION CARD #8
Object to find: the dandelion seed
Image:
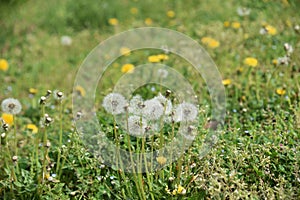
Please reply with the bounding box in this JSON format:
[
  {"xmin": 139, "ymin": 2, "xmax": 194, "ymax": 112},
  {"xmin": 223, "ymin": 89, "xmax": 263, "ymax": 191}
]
[
  {"xmin": 237, "ymin": 7, "xmax": 251, "ymax": 16},
  {"xmin": 128, "ymin": 115, "xmax": 147, "ymax": 137},
  {"xmin": 142, "ymin": 99, "xmax": 164, "ymax": 120},
  {"xmin": 61, "ymin": 36, "xmax": 72, "ymax": 46},
  {"xmin": 174, "ymin": 102, "xmax": 198, "ymax": 122},
  {"xmin": 102, "ymin": 93, "xmax": 127, "ymax": 115},
  {"xmin": 153, "ymin": 93, "xmax": 173, "ymax": 115},
  {"xmin": 128, "ymin": 95, "xmax": 144, "ymax": 115},
  {"xmin": 1, "ymin": 113, "xmax": 13, "ymax": 125},
  {"xmin": 0, "ymin": 59, "xmax": 9, "ymax": 71},
  {"xmin": 1, "ymin": 98, "xmax": 22, "ymax": 115}
]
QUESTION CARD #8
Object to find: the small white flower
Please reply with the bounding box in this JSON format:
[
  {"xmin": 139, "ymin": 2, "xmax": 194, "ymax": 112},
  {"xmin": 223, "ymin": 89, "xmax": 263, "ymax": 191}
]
[
  {"xmin": 102, "ymin": 93, "xmax": 127, "ymax": 115},
  {"xmin": 1, "ymin": 98, "xmax": 22, "ymax": 115},
  {"xmin": 174, "ymin": 102, "xmax": 198, "ymax": 122},
  {"xmin": 142, "ymin": 99, "xmax": 164, "ymax": 120},
  {"xmin": 128, "ymin": 115, "xmax": 147, "ymax": 137},
  {"xmin": 153, "ymin": 93, "xmax": 173, "ymax": 115},
  {"xmin": 128, "ymin": 95, "xmax": 144, "ymax": 115},
  {"xmin": 237, "ymin": 7, "xmax": 251, "ymax": 16},
  {"xmin": 61, "ymin": 35, "xmax": 72, "ymax": 46},
  {"xmin": 157, "ymin": 69, "xmax": 169, "ymax": 78}
]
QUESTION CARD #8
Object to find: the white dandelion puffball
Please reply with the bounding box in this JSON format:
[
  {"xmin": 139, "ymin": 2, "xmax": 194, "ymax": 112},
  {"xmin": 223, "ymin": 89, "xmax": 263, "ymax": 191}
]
[
  {"xmin": 128, "ymin": 95, "xmax": 144, "ymax": 115},
  {"xmin": 237, "ymin": 7, "xmax": 251, "ymax": 16},
  {"xmin": 157, "ymin": 69, "xmax": 169, "ymax": 78},
  {"xmin": 128, "ymin": 115, "xmax": 147, "ymax": 137},
  {"xmin": 102, "ymin": 93, "xmax": 127, "ymax": 115},
  {"xmin": 1, "ymin": 98, "xmax": 22, "ymax": 115},
  {"xmin": 174, "ymin": 102, "xmax": 198, "ymax": 122},
  {"xmin": 61, "ymin": 35, "xmax": 72, "ymax": 46},
  {"xmin": 142, "ymin": 98, "xmax": 164, "ymax": 120},
  {"xmin": 153, "ymin": 93, "xmax": 173, "ymax": 115}
]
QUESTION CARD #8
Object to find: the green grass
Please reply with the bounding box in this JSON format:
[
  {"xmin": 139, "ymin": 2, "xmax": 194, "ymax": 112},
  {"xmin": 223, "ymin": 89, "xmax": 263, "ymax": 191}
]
[{"xmin": 0, "ymin": 0, "xmax": 299, "ymax": 199}]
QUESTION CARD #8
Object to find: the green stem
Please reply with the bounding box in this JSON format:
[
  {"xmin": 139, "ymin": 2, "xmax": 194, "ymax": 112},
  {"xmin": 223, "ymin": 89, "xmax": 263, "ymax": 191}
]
[{"xmin": 56, "ymin": 102, "xmax": 63, "ymax": 174}]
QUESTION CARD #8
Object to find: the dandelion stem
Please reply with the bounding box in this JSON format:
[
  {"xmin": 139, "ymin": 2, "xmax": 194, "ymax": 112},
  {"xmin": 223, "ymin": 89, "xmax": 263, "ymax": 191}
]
[
  {"xmin": 56, "ymin": 102, "xmax": 63, "ymax": 174},
  {"xmin": 13, "ymin": 116, "xmax": 19, "ymax": 172}
]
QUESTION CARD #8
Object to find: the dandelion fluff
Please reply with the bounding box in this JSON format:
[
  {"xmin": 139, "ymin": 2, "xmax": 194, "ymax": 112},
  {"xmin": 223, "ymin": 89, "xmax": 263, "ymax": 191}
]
[
  {"xmin": 153, "ymin": 93, "xmax": 172, "ymax": 115},
  {"xmin": 128, "ymin": 95, "xmax": 144, "ymax": 115},
  {"xmin": 174, "ymin": 102, "xmax": 198, "ymax": 122},
  {"xmin": 1, "ymin": 98, "xmax": 22, "ymax": 115},
  {"xmin": 102, "ymin": 93, "xmax": 127, "ymax": 115},
  {"xmin": 128, "ymin": 115, "xmax": 147, "ymax": 137},
  {"xmin": 142, "ymin": 98, "xmax": 164, "ymax": 120}
]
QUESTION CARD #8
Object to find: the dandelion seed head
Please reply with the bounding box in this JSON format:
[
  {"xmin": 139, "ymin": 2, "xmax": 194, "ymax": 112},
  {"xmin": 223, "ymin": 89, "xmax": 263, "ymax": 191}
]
[
  {"xmin": 61, "ymin": 35, "xmax": 72, "ymax": 46},
  {"xmin": 128, "ymin": 95, "xmax": 144, "ymax": 115},
  {"xmin": 102, "ymin": 93, "xmax": 127, "ymax": 115},
  {"xmin": 174, "ymin": 102, "xmax": 198, "ymax": 122},
  {"xmin": 237, "ymin": 7, "xmax": 251, "ymax": 16},
  {"xmin": 1, "ymin": 98, "xmax": 22, "ymax": 115},
  {"xmin": 153, "ymin": 93, "xmax": 173, "ymax": 115},
  {"xmin": 128, "ymin": 115, "xmax": 147, "ymax": 137},
  {"xmin": 142, "ymin": 99, "xmax": 164, "ymax": 120}
]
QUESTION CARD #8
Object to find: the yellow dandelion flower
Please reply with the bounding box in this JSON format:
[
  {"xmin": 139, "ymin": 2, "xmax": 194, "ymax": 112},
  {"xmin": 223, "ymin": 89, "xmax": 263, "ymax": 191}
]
[
  {"xmin": 201, "ymin": 37, "xmax": 220, "ymax": 48},
  {"xmin": 156, "ymin": 156, "xmax": 167, "ymax": 165},
  {"xmin": 26, "ymin": 124, "xmax": 38, "ymax": 134},
  {"xmin": 222, "ymin": 79, "xmax": 231, "ymax": 86},
  {"xmin": 1, "ymin": 113, "xmax": 13, "ymax": 125},
  {"xmin": 157, "ymin": 54, "xmax": 169, "ymax": 61},
  {"xmin": 108, "ymin": 18, "xmax": 119, "ymax": 26},
  {"xmin": 121, "ymin": 64, "xmax": 135, "ymax": 73},
  {"xmin": 44, "ymin": 173, "xmax": 50, "ymax": 180},
  {"xmin": 265, "ymin": 25, "xmax": 277, "ymax": 35},
  {"xmin": 231, "ymin": 22, "xmax": 241, "ymax": 29},
  {"xmin": 272, "ymin": 59, "xmax": 278, "ymax": 65},
  {"xmin": 276, "ymin": 88, "xmax": 286, "ymax": 95},
  {"xmin": 120, "ymin": 47, "xmax": 131, "ymax": 56},
  {"xmin": 75, "ymin": 85, "xmax": 86, "ymax": 97},
  {"xmin": 29, "ymin": 88, "xmax": 38, "ymax": 94},
  {"xmin": 167, "ymin": 10, "xmax": 175, "ymax": 18},
  {"xmin": 244, "ymin": 57, "xmax": 258, "ymax": 67},
  {"xmin": 145, "ymin": 18, "xmax": 153, "ymax": 25},
  {"xmin": 172, "ymin": 189, "xmax": 177, "ymax": 195},
  {"xmin": 241, "ymin": 95, "xmax": 246, "ymax": 101},
  {"xmin": 130, "ymin": 7, "xmax": 138, "ymax": 14},
  {"xmin": 224, "ymin": 21, "xmax": 230, "ymax": 27},
  {"xmin": 177, "ymin": 185, "xmax": 186, "ymax": 194},
  {"xmin": 0, "ymin": 59, "xmax": 9, "ymax": 71},
  {"xmin": 148, "ymin": 55, "xmax": 161, "ymax": 63}
]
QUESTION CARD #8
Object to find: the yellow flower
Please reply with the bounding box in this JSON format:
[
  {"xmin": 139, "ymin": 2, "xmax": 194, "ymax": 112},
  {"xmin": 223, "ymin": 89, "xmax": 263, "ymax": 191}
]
[
  {"xmin": 177, "ymin": 185, "xmax": 186, "ymax": 194},
  {"xmin": 120, "ymin": 47, "xmax": 131, "ymax": 56},
  {"xmin": 44, "ymin": 173, "xmax": 50, "ymax": 180},
  {"xmin": 231, "ymin": 22, "xmax": 241, "ymax": 29},
  {"xmin": 272, "ymin": 59, "xmax": 278, "ymax": 65},
  {"xmin": 265, "ymin": 25, "xmax": 277, "ymax": 35},
  {"xmin": 156, "ymin": 156, "xmax": 167, "ymax": 165},
  {"xmin": 172, "ymin": 189, "xmax": 177, "ymax": 195},
  {"xmin": 148, "ymin": 55, "xmax": 161, "ymax": 63},
  {"xmin": 130, "ymin": 7, "xmax": 138, "ymax": 14},
  {"xmin": 0, "ymin": 59, "xmax": 9, "ymax": 71},
  {"xmin": 276, "ymin": 88, "xmax": 286, "ymax": 95},
  {"xmin": 145, "ymin": 18, "xmax": 153, "ymax": 25},
  {"xmin": 201, "ymin": 37, "xmax": 220, "ymax": 48},
  {"xmin": 224, "ymin": 21, "xmax": 230, "ymax": 27},
  {"xmin": 244, "ymin": 57, "xmax": 258, "ymax": 67},
  {"xmin": 157, "ymin": 54, "xmax": 169, "ymax": 61},
  {"xmin": 167, "ymin": 10, "xmax": 175, "ymax": 18},
  {"xmin": 29, "ymin": 88, "xmax": 38, "ymax": 94},
  {"xmin": 108, "ymin": 18, "xmax": 118, "ymax": 26},
  {"xmin": 1, "ymin": 113, "xmax": 13, "ymax": 125},
  {"xmin": 222, "ymin": 79, "xmax": 231, "ymax": 86},
  {"xmin": 75, "ymin": 85, "xmax": 86, "ymax": 97},
  {"xmin": 121, "ymin": 64, "xmax": 135, "ymax": 73},
  {"xmin": 26, "ymin": 124, "xmax": 38, "ymax": 134}
]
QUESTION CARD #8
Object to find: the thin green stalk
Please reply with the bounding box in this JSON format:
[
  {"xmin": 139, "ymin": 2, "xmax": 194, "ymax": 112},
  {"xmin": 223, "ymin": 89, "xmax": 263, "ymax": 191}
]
[
  {"xmin": 176, "ymin": 138, "xmax": 187, "ymax": 185},
  {"xmin": 56, "ymin": 102, "xmax": 63, "ymax": 174},
  {"xmin": 13, "ymin": 116, "xmax": 19, "ymax": 172}
]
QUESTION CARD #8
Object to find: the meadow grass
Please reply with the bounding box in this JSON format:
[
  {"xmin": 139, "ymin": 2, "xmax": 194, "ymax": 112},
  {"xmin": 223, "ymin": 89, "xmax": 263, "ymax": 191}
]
[{"xmin": 0, "ymin": 0, "xmax": 299, "ymax": 199}]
